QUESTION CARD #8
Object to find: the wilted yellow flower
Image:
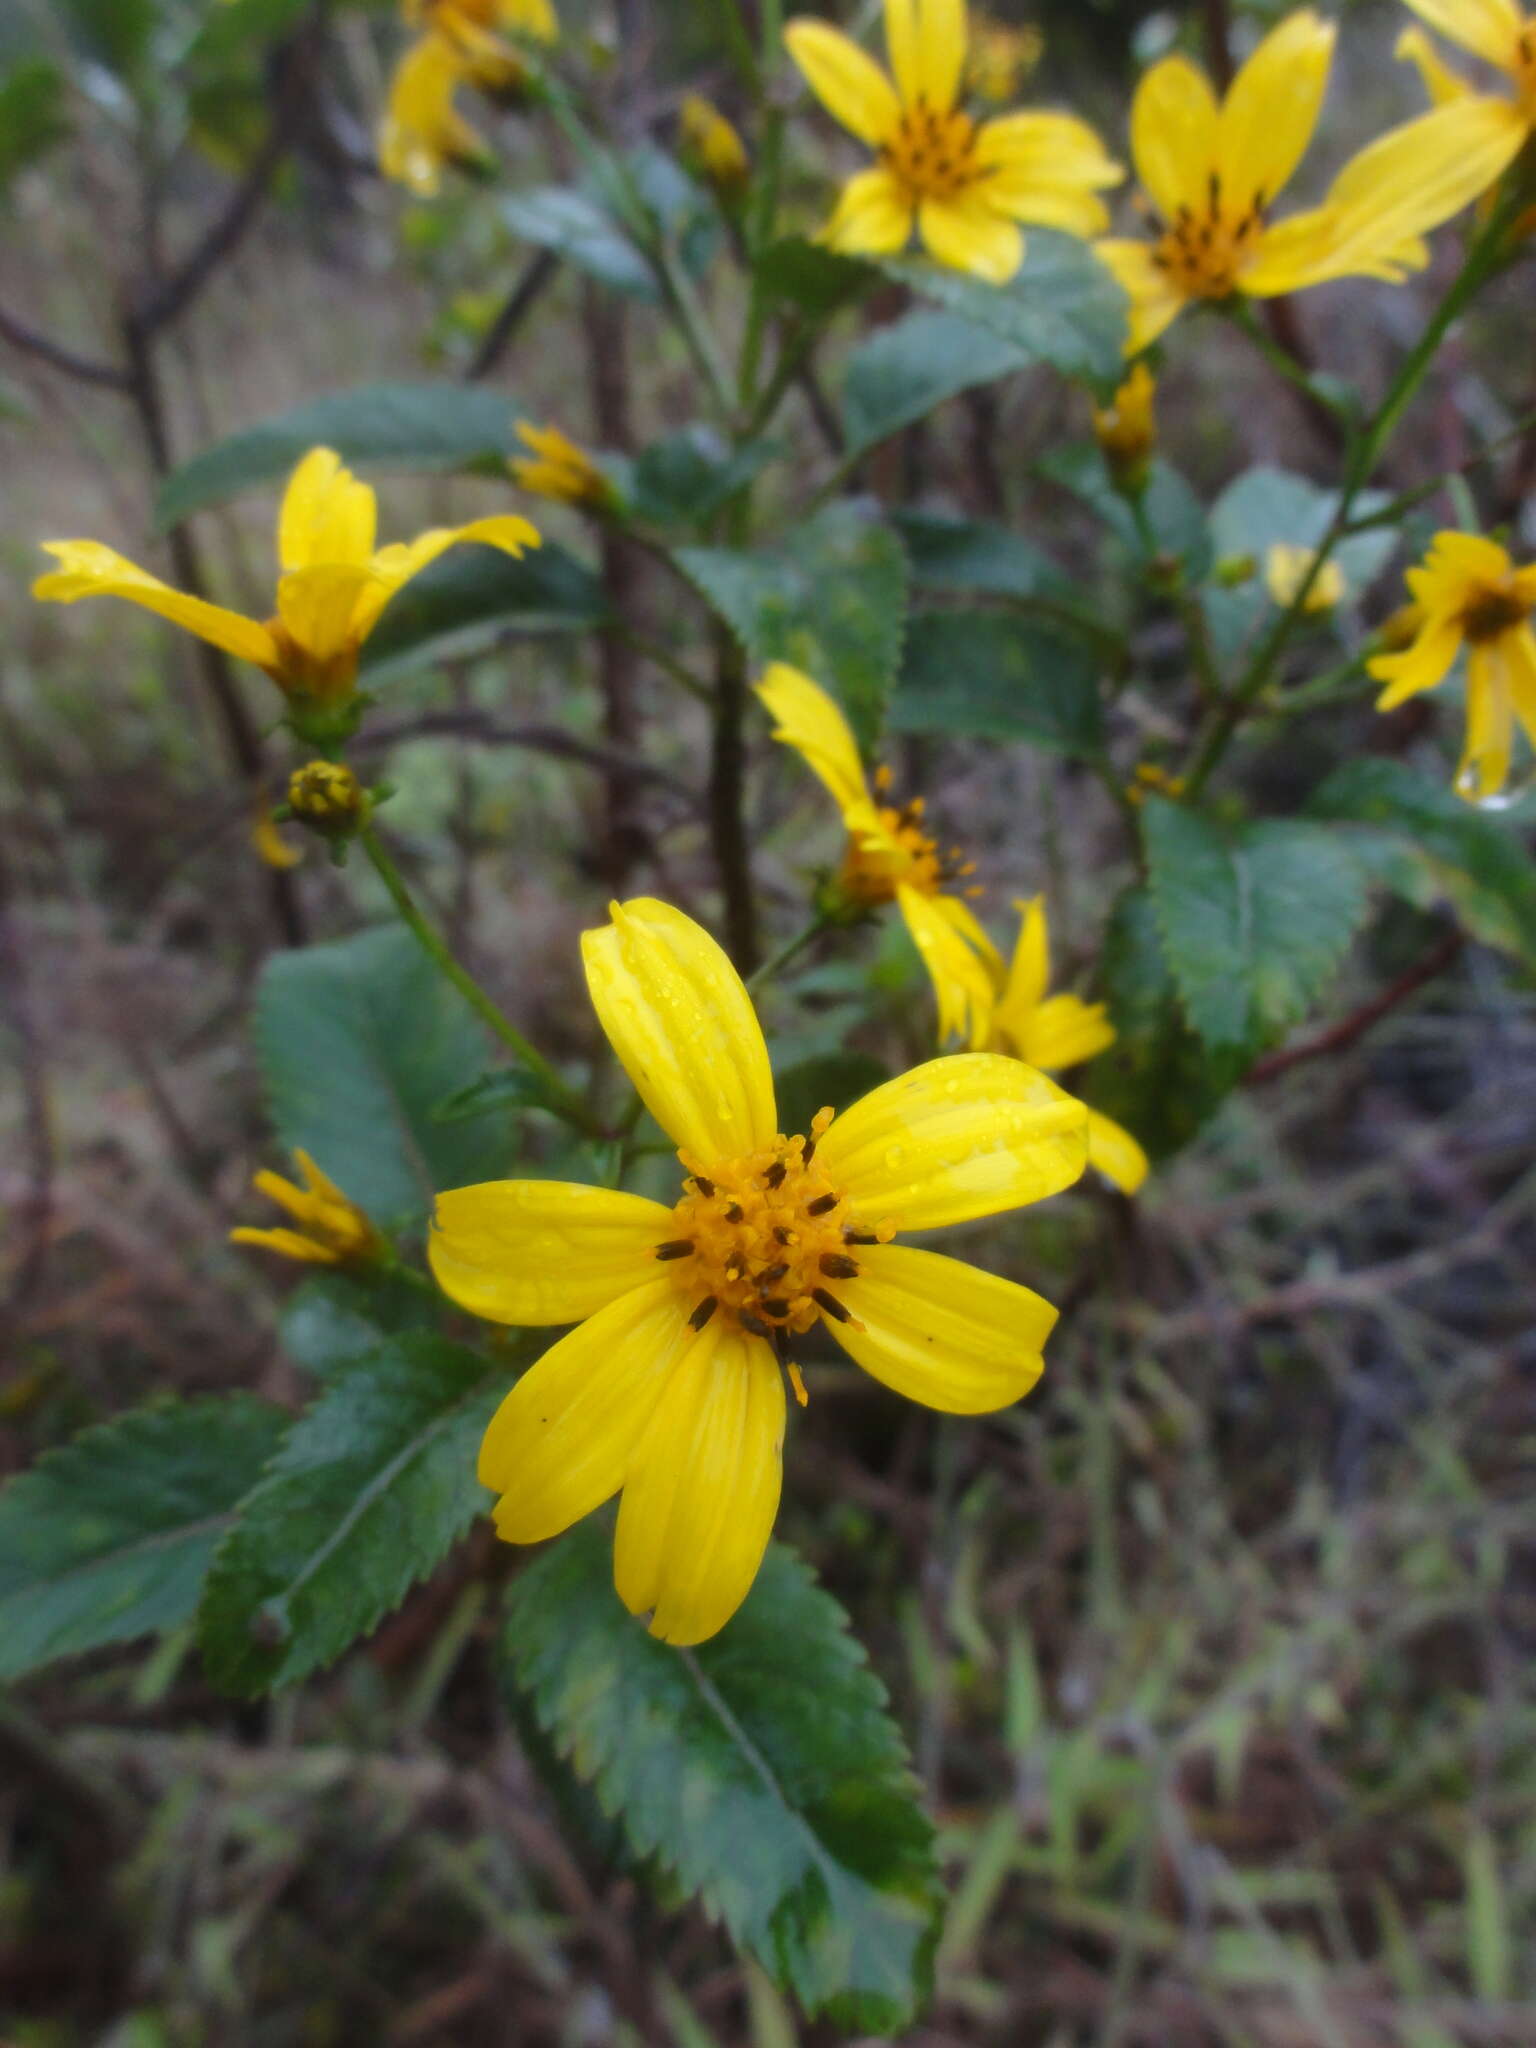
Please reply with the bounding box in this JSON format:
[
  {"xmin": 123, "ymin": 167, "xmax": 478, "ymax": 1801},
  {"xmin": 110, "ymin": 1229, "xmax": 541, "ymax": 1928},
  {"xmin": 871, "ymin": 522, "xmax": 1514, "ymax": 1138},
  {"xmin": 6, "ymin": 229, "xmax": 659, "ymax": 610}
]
[
  {"xmin": 981, "ymin": 898, "xmax": 1148, "ymax": 1195},
  {"xmin": 1368, "ymin": 530, "xmax": 1536, "ymax": 802},
  {"xmin": 1096, "ymin": 8, "xmax": 1525, "ymax": 353},
  {"xmin": 966, "ymin": 16, "xmax": 1044, "ymax": 104},
  {"xmin": 34, "ymin": 448, "xmax": 538, "ymax": 718},
  {"xmin": 1093, "ymin": 361, "xmax": 1156, "ymax": 488},
  {"xmin": 231, "ymin": 1150, "xmax": 379, "ymax": 1266},
  {"xmin": 1266, "ymin": 542, "xmax": 1347, "ymax": 613},
  {"xmin": 380, "ymin": 36, "xmax": 495, "ymax": 195},
  {"xmin": 429, "ymin": 897, "xmax": 1087, "ymax": 1645},
  {"xmin": 784, "ymin": 0, "xmax": 1121, "ymax": 282},
  {"xmin": 757, "ymin": 663, "xmax": 1002, "ymax": 1044},
  {"xmin": 510, "ymin": 422, "xmax": 617, "ymax": 510},
  {"xmin": 679, "ymin": 92, "xmax": 751, "ymax": 196}
]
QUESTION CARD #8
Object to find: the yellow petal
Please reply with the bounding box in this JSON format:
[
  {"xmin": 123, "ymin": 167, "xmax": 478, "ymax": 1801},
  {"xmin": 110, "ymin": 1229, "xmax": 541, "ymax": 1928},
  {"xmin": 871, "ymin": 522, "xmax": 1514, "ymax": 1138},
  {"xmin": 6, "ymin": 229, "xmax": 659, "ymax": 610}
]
[
  {"xmin": 1400, "ymin": 0, "xmax": 1523, "ymax": 69},
  {"xmin": 1093, "ymin": 239, "xmax": 1188, "ymax": 353},
  {"xmin": 614, "ymin": 1320, "xmax": 784, "ymax": 1646},
  {"xmin": 278, "ymin": 447, "xmax": 377, "ymax": 573},
  {"xmin": 830, "ymin": 1243, "xmax": 1054, "ymax": 1412},
  {"xmin": 784, "ymin": 18, "xmax": 901, "ymax": 145},
  {"xmin": 478, "ymin": 1279, "xmax": 692, "ymax": 1539},
  {"xmin": 1508, "ymin": 624, "xmax": 1536, "ymax": 752},
  {"xmin": 1423, "ymin": 530, "xmax": 1516, "ymax": 584},
  {"xmin": 228, "ymin": 1225, "xmax": 343, "ymax": 1265},
  {"xmin": 276, "ymin": 564, "xmax": 376, "ymax": 665},
  {"xmin": 755, "ymin": 662, "xmax": 872, "ymax": 820},
  {"xmin": 884, "ymin": 0, "xmax": 965, "ymax": 114},
  {"xmin": 1130, "ymin": 53, "xmax": 1219, "ymax": 220},
  {"xmin": 1018, "ymin": 992, "xmax": 1117, "ymax": 1071},
  {"xmin": 378, "ymin": 35, "xmax": 483, "ymax": 196},
  {"xmin": 1459, "ymin": 644, "xmax": 1514, "ymax": 799},
  {"xmin": 1396, "ymin": 24, "xmax": 1475, "ymax": 103},
  {"xmin": 1369, "ymin": 617, "xmax": 1463, "ymax": 708},
  {"xmin": 898, "ymin": 885, "xmax": 998, "ymax": 1046},
  {"xmin": 1085, "ymin": 1108, "xmax": 1149, "ymax": 1195},
  {"xmin": 977, "ymin": 110, "xmax": 1123, "ymax": 190},
  {"xmin": 351, "ymin": 514, "xmax": 540, "ymax": 641},
  {"xmin": 821, "ymin": 164, "xmax": 914, "ymax": 256},
  {"xmin": 817, "ymin": 1051, "xmax": 1088, "ymax": 1230},
  {"xmin": 429, "ymin": 1179, "xmax": 672, "ymax": 1326},
  {"xmin": 33, "ymin": 541, "xmax": 279, "ymax": 669},
  {"xmin": 1216, "ymin": 8, "xmax": 1335, "ymax": 213},
  {"xmin": 496, "ymin": 0, "xmax": 557, "ymax": 42},
  {"xmin": 918, "ymin": 195, "xmax": 1023, "ymax": 280},
  {"xmin": 999, "ymin": 895, "xmax": 1050, "ymax": 1026},
  {"xmin": 581, "ymin": 898, "xmax": 776, "ymax": 1164}
]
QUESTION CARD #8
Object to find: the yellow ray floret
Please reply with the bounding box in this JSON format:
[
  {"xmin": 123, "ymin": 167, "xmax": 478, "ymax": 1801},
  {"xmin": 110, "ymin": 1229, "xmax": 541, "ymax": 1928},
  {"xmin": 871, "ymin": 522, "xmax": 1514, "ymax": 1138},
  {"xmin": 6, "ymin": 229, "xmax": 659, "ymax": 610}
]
[
  {"xmin": 1395, "ymin": 0, "xmax": 1536, "ymax": 126},
  {"xmin": 510, "ymin": 421, "xmax": 616, "ymax": 509},
  {"xmin": 784, "ymin": 0, "xmax": 1121, "ymax": 282},
  {"xmin": 379, "ymin": 34, "xmax": 493, "ymax": 195},
  {"xmin": 34, "ymin": 446, "xmax": 539, "ymax": 709},
  {"xmin": 1266, "ymin": 542, "xmax": 1348, "ymax": 613},
  {"xmin": 679, "ymin": 93, "xmax": 751, "ymax": 196},
  {"xmin": 1368, "ymin": 529, "xmax": 1536, "ymax": 802},
  {"xmin": 430, "ymin": 897, "xmax": 1089, "ymax": 1646},
  {"xmin": 230, "ymin": 1150, "xmax": 378, "ymax": 1266},
  {"xmin": 1095, "ymin": 7, "xmax": 1527, "ymax": 353},
  {"xmin": 756, "ymin": 662, "xmax": 1001, "ymax": 1043}
]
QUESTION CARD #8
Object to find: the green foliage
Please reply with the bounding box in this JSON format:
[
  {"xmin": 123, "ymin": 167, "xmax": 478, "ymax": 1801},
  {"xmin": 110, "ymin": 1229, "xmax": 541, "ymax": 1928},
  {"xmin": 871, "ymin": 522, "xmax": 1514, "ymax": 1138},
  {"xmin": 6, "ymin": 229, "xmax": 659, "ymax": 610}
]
[
  {"xmin": 501, "ymin": 187, "xmax": 657, "ymax": 297},
  {"xmin": 752, "ymin": 236, "xmax": 876, "ymax": 318},
  {"xmin": 1202, "ymin": 467, "xmax": 1395, "ymax": 658},
  {"xmin": 58, "ymin": 0, "xmax": 156, "ymax": 78},
  {"xmin": 254, "ymin": 926, "xmax": 510, "ymax": 1224},
  {"xmin": 892, "ymin": 609, "xmax": 1104, "ymax": 759},
  {"xmin": 155, "ymin": 385, "xmax": 525, "ymax": 528},
  {"xmin": 894, "ymin": 509, "xmax": 1076, "ymax": 606},
  {"xmin": 773, "ymin": 1050, "xmax": 890, "ymax": 1136},
  {"xmin": 0, "ymin": 60, "xmax": 69, "ymax": 193},
  {"xmin": 198, "ymin": 1336, "xmax": 508, "ymax": 1696},
  {"xmin": 679, "ymin": 500, "xmax": 908, "ymax": 754},
  {"xmin": 1040, "ymin": 443, "xmax": 1213, "ymax": 580},
  {"xmin": 503, "ymin": 1522, "xmax": 942, "ymax": 2031},
  {"xmin": 432, "ymin": 1065, "xmax": 574, "ymax": 1124},
  {"xmin": 0, "ymin": 1397, "xmax": 289, "ymax": 1681},
  {"xmin": 1143, "ymin": 798, "xmax": 1370, "ymax": 1056},
  {"xmin": 360, "ymin": 541, "xmax": 608, "ymax": 680},
  {"xmin": 626, "ymin": 425, "xmax": 778, "ymax": 530},
  {"xmin": 279, "ymin": 1270, "xmax": 441, "ymax": 1383},
  {"xmin": 841, "ymin": 310, "xmax": 1027, "ymax": 458},
  {"xmin": 1308, "ymin": 758, "xmax": 1536, "ymax": 963}
]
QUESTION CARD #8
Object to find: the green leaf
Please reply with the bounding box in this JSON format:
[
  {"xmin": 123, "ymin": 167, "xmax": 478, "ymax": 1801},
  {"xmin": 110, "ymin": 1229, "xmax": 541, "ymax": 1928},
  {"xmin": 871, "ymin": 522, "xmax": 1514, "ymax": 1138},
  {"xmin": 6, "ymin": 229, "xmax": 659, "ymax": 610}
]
[
  {"xmin": 59, "ymin": 0, "xmax": 156, "ymax": 77},
  {"xmin": 198, "ymin": 1335, "xmax": 507, "ymax": 1695},
  {"xmin": 1142, "ymin": 799, "xmax": 1369, "ymax": 1055},
  {"xmin": 180, "ymin": 0, "xmax": 310, "ymax": 71},
  {"xmin": 1202, "ymin": 466, "xmax": 1395, "ymax": 659},
  {"xmin": 503, "ymin": 1522, "xmax": 941, "ymax": 2031},
  {"xmin": 890, "ymin": 609, "xmax": 1103, "ymax": 759},
  {"xmin": 842, "ymin": 310, "xmax": 1026, "ymax": 457},
  {"xmin": 433, "ymin": 1064, "xmax": 574, "ymax": 1124},
  {"xmin": 155, "ymin": 384, "xmax": 523, "ymax": 529},
  {"xmin": 0, "ymin": 1397, "xmax": 289, "ymax": 1682},
  {"xmin": 501, "ymin": 186, "xmax": 657, "ymax": 297},
  {"xmin": 893, "ymin": 509, "xmax": 1074, "ymax": 605},
  {"xmin": 0, "ymin": 60, "xmax": 69, "ymax": 193},
  {"xmin": 279, "ymin": 1269, "xmax": 440, "ymax": 1384},
  {"xmin": 1307, "ymin": 757, "xmax": 1536, "ymax": 963},
  {"xmin": 752, "ymin": 236, "xmax": 876, "ymax": 319},
  {"xmin": 254, "ymin": 926, "xmax": 511, "ymax": 1224},
  {"xmin": 773, "ymin": 1051, "xmax": 889, "ymax": 1139},
  {"xmin": 627, "ymin": 425, "xmax": 778, "ymax": 530},
  {"xmin": 678, "ymin": 501, "xmax": 908, "ymax": 755},
  {"xmin": 359, "ymin": 540, "xmax": 607, "ymax": 680},
  {"xmin": 1039, "ymin": 442, "xmax": 1213, "ymax": 579},
  {"xmin": 887, "ymin": 228, "xmax": 1128, "ymax": 394}
]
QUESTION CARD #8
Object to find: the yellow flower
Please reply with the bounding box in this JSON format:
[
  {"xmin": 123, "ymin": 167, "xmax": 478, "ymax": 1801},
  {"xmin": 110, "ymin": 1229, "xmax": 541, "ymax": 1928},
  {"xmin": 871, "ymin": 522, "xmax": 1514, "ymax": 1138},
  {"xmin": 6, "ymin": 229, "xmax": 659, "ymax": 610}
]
[
  {"xmin": 1125, "ymin": 762, "xmax": 1186, "ymax": 806},
  {"xmin": 1395, "ymin": 2, "xmax": 1536, "ymax": 133},
  {"xmin": 1093, "ymin": 360, "xmax": 1157, "ymax": 487},
  {"xmin": 429, "ymin": 897, "xmax": 1088, "ymax": 1645},
  {"xmin": 231, "ymin": 1150, "xmax": 379, "ymax": 1267},
  {"xmin": 410, "ymin": 0, "xmax": 555, "ymax": 74},
  {"xmin": 1265, "ymin": 541, "xmax": 1347, "ymax": 613},
  {"xmin": 966, "ymin": 17, "xmax": 1044, "ymax": 104},
  {"xmin": 679, "ymin": 93, "xmax": 751, "ymax": 197},
  {"xmin": 1367, "ymin": 530, "xmax": 1536, "ymax": 802},
  {"xmin": 756, "ymin": 663, "xmax": 1002, "ymax": 1044},
  {"xmin": 33, "ymin": 447, "xmax": 538, "ymax": 716},
  {"xmin": 981, "ymin": 898, "xmax": 1149, "ymax": 1196},
  {"xmin": 288, "ymin": 759, "xmax": 369, "ymax": 839},
  {"xmin": 1095, "ymin": 8, "xmax": 1527, "ymax": 353},
  {"xmin": 252, "ymin": 801, "xmax": 303, "ymax": 870},
  {"xmin": 379, "ymin": 35, "xmax": 495, "ymax": 195},
  {"xmin": 784, "ymin": 0, "xmax": 1121, "ymax": 283},
  {"xmin": 510, "ymin": 422, "xmax": 617, "ymax": 510}
]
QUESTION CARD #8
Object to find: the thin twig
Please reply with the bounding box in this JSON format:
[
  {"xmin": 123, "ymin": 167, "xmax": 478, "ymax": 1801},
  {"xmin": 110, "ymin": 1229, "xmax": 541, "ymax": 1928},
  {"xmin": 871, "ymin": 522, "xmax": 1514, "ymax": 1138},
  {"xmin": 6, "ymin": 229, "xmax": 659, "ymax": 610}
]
[
  {"xmin": 0, "ymin": 302, "xmax": 129, "ymax": 388},
  {"xmin": 464, "ymin": 249, "xmax": 560, "ymax": 382},
  {"xmin": 1245, "ymin": 930, "xmax": 1465, "ymax": 1085},
  {"xmin": 709, "ymin": 625, "xmax": 758, "ymax": 971}
]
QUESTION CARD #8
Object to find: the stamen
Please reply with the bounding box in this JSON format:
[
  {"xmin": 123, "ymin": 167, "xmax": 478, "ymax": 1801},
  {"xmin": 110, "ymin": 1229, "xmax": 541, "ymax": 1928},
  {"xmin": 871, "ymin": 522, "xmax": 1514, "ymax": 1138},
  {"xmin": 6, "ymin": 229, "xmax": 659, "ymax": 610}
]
[
  {"xmin": 692, "ymin": 1175, "xmax": 715, "ymax": 1198},
  {"xmin": 654, "ymin": 1239, "xmax": 695, "ymax": 1260},
  {"xmin": 740, "ymin": 1309, "xmax": 772, "ymax": 1338},
  {"xmin": 689, "ymin": 1295, "xmax": 718, "ymax": 1331},
  {"xmin": 724, "ymin": 1201, "xmax": 744, "ymax": 1223},
  {"xmin": 819, "ymin": 1252, "xmax": 859, "ymax": 1280},
  {"xmin": 758, "ymin": 1263, "xmax": 789, "ymax": 1287},
  {"xmin": 764, "ymin": 1160, "xmax": 787, "ymax": 1190},
  {"xmin": 775, "ymin": 1227, "xmax": 796, "ymax": 1246},
  {"xmin": 760, "ymin": 1298, "xmax": 792, "ymax": 1319},
  {"xmin": 806, "ymin": 1193, "xmax": 838, "ymax": 1216},
  {"xmin": 813, "ymin": 1287, "xmax": 853, "ymax": 1323},
  {"xmin": 788, "ymin": 1361, "xmax": 809, "ymax": 1407}
]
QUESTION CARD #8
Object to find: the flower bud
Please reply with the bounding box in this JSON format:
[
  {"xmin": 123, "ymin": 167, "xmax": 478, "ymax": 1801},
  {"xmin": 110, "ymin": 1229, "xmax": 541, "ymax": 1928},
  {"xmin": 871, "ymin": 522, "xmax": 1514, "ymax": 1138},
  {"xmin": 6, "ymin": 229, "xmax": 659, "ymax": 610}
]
[
  {"xmin": 1093, "ymin": 362, "xmax": 1156, "ymax": 496},
  {"xmin": 288, "ymin": 760, "xmax": 370, "ymax": 840},
  {"xmin": 679, "ymin": 93, "xmax": 750, "ymax": 200}
]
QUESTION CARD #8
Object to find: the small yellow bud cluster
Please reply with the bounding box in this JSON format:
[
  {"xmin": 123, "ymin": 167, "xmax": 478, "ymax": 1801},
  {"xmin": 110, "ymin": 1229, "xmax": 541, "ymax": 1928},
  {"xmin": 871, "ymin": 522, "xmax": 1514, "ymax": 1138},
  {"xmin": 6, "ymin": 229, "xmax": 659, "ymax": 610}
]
[
  {"xmin": 1093, "ymin": 364, "xmax": 1156, "ymax": 497},
  {"xmin": 678, "ymin": 94, "xmax": 750, "ymax": 200}
]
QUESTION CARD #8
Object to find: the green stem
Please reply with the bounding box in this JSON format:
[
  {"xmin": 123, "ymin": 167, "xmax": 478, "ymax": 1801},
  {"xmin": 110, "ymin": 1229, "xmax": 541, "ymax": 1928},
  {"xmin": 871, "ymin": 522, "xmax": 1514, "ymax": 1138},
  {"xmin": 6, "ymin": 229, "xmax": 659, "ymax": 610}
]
[
  {"xmin": 359, "ymin": 822, "xmax": 601, "ymax": 1137},
  {"xmin": 656, "ymin": 236, "xmax": 738, "ymax": 419},
  {"xmin": 746, "ymin": 912, "xmax": 831, "ymax": 994}
]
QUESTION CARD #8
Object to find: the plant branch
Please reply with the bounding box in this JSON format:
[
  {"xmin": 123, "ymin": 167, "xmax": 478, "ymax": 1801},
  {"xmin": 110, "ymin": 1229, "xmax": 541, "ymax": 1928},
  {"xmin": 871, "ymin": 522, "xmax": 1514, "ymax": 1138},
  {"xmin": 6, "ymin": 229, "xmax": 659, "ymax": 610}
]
[
  {"xmin": 464, "ymin": 250, "xmax": 560, "ymax": 381},
  {"xmin": 0, "ymin": 302, "xmax": 129, "ymax": 388},
  {"xmin": 709, "ymin": 626, "xmax": 758, "ymax": 971},
  {"xmin": 1245, "ymin": 929, "xmax": 1464, "ymax": 1084}
]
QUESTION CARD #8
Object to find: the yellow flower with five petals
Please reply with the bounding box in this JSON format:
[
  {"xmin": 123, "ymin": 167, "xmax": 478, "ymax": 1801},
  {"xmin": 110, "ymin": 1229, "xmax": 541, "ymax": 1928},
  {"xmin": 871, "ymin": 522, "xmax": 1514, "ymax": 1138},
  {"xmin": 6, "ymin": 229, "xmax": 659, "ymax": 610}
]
[
  {"xmin": 1367, "ymin": 530, "xmax": 1536, "ymax": 802},
  {"xmin": 756, "ymin": 663, "xmax": 1003, "ymax": 1045},
  {"xmin": 784, "ymin": 0, "xmax": 1121, "ymax": 282},
  {"xmin": 231, "ymin": 1151, "xmax": 379, "ymax": 1267},
  {"xmin": 1095, "ymin": 8, "xmax": 1527, "ymax": 353},
  {"xmin": 429, "ymin": 898, "xmax": 1088, "ymax": 1646},
  {"xmin": 33, "ymin": 447, "xmax": 538, "ymax": 718},
  {"xmin": 979, "ymin": 898, "xmax": 1149, "ymax": 1196}
]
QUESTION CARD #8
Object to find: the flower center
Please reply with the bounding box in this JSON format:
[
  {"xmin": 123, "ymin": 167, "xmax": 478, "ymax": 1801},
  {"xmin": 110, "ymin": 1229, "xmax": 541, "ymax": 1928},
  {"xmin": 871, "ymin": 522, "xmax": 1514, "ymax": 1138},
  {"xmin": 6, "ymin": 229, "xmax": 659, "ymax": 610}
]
[
  {"xmin": 1460, "ymin": 580, "xmax": 1530, "ymax": 643},
  {"xmin": 652, "ymin": 1108, "xmax": 894, "ymax": 1349},
  {"xmin": 880, "ymin": 100, "xmax": 985, "ymax": 204},
  {"xmin": 1516, "ymin": 26, "xmax": 1536, "ymax": 103},
  {"xmin": 1151, "ymin": 172, "xmax": 1266, "ymax": 299},
  {"xmin": 840, "ymin": 770, "xmax": 979, "ymax": 907}
]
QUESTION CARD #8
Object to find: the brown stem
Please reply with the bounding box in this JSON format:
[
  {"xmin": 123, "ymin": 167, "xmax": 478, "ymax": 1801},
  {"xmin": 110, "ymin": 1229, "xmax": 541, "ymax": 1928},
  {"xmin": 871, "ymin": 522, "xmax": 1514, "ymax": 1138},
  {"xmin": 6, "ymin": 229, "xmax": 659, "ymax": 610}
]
[
  {"xmin": 709, "ymin": 625, "xmax": 758, "ymax": 972},
  {"xmin": 1245, "ymin": 929, "xmax": 1464, "ymax": 1084},
  {"xmin": 1202, "ymin": 0, "xmax": 1233, "ymax": 88},
  {"xmin": 465, "ymin": 249, "xmax": 560, "ymax": 381},
  {"xmin": 0, "ymin": 302, "xmax": 128, "ymax": 388},
  {"xmin": 0, "ymin": 828, "xmax": 55, "ymax": 1343}
]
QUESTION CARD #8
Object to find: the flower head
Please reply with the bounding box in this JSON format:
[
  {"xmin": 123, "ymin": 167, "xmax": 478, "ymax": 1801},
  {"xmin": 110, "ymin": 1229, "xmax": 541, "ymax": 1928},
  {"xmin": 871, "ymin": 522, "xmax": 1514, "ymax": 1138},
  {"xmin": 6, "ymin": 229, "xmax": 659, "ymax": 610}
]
[
  {"xmin": 966, "ymin": 16, "xmax": 1044, "ymax": 105},
  {"xmin": 380, "ymin": 35, "xmax": 498, "ymax": 194},
  {"xmin": 679, "ymin": 93, "xmax": 751, "ymax": 197},
  {"xmin": 1093, "ymin": 361, "xmax": 1157, "ymax": 490},
  {"xmin": 288, "ymin": 759, "xmax": 370, "ymax": 840},
  {"xmin": 510, "ymin": 421, "xmax": 617, "ymax": 510},
  {"xmin": 1096, "ymin": 8, "xmax": 1527, "ymax": 353},
  {"xmin": 1266, "ymin": 541, "xmax": 1347, "ymax": 613},
  {"xmin": 430, "ymin": 897, "xmax": 1088, "ymax": 1644},
  {"xmin": 756, "ymin": 663, "xmax": 1001, "ymax": 1043},
  {"xmin": 981, "ymin": 898, "xmax": 1149, "ymax": 1195},
  {"xmin": 1396, "ymin": 1, "xmax": 1536, "ymax": 130},
  {"xmin": 784, "ymin": 0, "xmax": 1121, "ymax": 282},
  {"xmin": 231, "ymin": 1150, "xmax": 379, "ymax": 1267},
  {"xmin": 1367, "ymin": 530, "xmax": 1536, "ymax": 802},
  {"xmin": 33, "ymin": 448, "xmax": 538, "ymax": 725}
]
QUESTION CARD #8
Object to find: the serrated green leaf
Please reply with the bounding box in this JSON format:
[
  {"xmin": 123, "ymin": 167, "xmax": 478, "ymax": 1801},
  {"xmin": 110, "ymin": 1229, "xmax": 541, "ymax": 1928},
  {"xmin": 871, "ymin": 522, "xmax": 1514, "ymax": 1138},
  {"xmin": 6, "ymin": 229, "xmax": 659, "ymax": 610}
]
[
  {"xmin": 503, "ymin": 1523, "xmax": 941, "ymax": 2031},
  {"xmin": 1142, "ymin": 800, "xmax": 1369, "ymax": 1055},
  {"xmin": 678, "ymin": 501, "xmax": 908, "ymax": 755},
  {"xmin": 359, "ymin": 540, "xmax": 607, "ymax": 680},
  {"xmin": 628, "ymin": 425, "xmax": 778, "ymax": 530},
  {"xmin": 842, "ymin": 309, "xmax": 1026, "ymax": 458},
  {"xmin": 752, "ymin": 236, "xmax": 876, "ymax": 318},
  {"xmin": 501, "ymin": 186, "xmax": 657, "ymax": 297},
  {"xmin": 1201, "ymin": 466, "xmax": 1394, "ymax": 659},
  {"xmin": 0, "ymin": 59, "xmax": 69, "ymax": 192},
  {"xmin": 0, "ymin": 1397, "xmax": 290, "ymax": 1681},
  {"xmin": 893, "ymin": 509, "xmax": 1074, "ymax": 605},
  {"xmin": 1039, "ymin": 442, "xmax": 1213, "ymax": 579},
  {"xmin": 154, "ymin": 384, "xmax": 523, "ymax": 529},
  {"xmin": 254, "ymin": 926, "xmax": 510, "ymax": 1224},
  {"xmin": 887, "ymin": 229, "xmax": 1127, "ymax": 393},
  {"xmin": 279, "ymin": 1269, "xmax": 440, "ymax": 1383},
  {"xmin": 197, "ymin": 1335, "xmax": 508, "ymax": 1695},
  {"xmin": 890, "ymin": 609, "xmax": 1103, "ymax": 758},
  {"xmin": 1307, "ymin": 758, "xmax": 1536, "ymax": 963}
]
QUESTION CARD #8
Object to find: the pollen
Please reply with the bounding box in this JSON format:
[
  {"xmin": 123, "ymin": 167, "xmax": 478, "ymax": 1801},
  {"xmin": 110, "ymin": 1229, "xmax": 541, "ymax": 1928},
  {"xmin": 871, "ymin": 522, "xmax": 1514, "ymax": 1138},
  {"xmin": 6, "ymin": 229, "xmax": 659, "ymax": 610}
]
[
  {"xmin": 841, "ymin": 792, "xmax": 974, "ymax": 906},
  {"xmin": 1151, "ymin": 174, "xmax": 1267, "ymax": 300},
  {"xmin": 654, "ymin": 1107, "xmax": 891, "ymax": 1341},
  {"xmin": 879, "ymin": 99, "xmax": 987, "ymax": 206}
]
